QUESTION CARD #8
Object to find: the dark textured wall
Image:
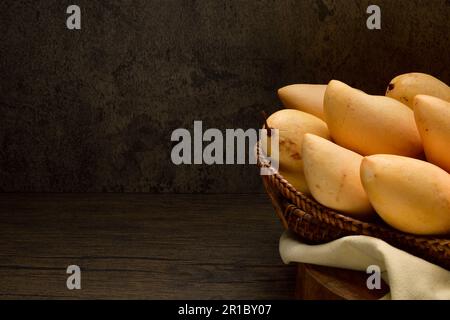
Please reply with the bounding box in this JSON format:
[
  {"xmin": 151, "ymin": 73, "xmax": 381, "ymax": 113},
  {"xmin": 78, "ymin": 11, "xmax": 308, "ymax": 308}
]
[{"xmin": 1, "ymin": 0, "xmax": 449, "ymax": 192}]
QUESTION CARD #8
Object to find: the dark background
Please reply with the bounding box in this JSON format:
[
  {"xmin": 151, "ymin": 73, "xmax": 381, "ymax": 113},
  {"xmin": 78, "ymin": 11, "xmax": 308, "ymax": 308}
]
[{"xmin": 1, "ymin": 0, "xmax": 449, "ymax": 193}]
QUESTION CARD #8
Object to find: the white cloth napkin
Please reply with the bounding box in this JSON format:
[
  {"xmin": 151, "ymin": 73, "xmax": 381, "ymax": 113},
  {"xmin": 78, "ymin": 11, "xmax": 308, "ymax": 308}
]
[{"xmin": 279, "ymin": 231, "xmax": 450, "ymax": 300}]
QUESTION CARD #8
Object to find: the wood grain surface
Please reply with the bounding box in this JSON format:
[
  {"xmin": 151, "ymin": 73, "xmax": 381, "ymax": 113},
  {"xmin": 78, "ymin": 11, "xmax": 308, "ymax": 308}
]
[
  {"xmin": 296, "ymin": 264, "xmax": 389, "ymax": 300},
  {"xmin": 0, "ymin": 193, "xmax": 295, "ymax": 299}
]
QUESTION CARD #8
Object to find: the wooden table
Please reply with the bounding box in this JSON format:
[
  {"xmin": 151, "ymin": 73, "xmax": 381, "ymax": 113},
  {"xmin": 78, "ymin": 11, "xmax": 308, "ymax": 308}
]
[
  {"xmin": 0, "ymin": 194, "xmax": 295, "ymax": 299},
  {"xmin": 0, "ymin": 193, "xmax": 387, "ymax": 299},
  {"xmin": 296, "ymin": 264, "xmax": 389, "ymax": 300}
]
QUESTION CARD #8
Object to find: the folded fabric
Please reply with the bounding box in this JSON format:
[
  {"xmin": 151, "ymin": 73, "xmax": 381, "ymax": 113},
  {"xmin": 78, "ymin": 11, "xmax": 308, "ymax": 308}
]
[{"xmin": 279, "ymin": 231, "xmax": 450, "ymax": 300}]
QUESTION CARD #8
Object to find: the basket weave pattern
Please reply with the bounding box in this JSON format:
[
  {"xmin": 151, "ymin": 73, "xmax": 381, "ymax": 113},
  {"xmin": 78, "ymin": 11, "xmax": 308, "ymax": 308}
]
[{"xmin": 257, "ymin": 143, "xmax": 450, "ymax": 270}]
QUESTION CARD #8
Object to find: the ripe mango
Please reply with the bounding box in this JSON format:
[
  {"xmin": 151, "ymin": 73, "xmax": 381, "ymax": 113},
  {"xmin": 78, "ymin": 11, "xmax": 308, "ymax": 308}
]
[
  {"xmin": 302, "ymin": 134, "xmax": 373, "ymax": 219},
  {"xmin": 360, "ymin": 155, "xmax": 450, "ymax": 235},
  {"xmin": 261, "ymin": 109, "xmax": 330, "ymax": 194},
  {"xmin": 278, "ymin": 84, "xmax": 327, "ymax": 120},
  {"xmin": 414, "ymin": 95, "xmax": 450, "ymax": 172},
  {"xmin": 324, "ymin": 80, "xmax": 422, "ymax": 157},
  {"xmin": 386, "ymin": 73, "xmax": 450, "ymax": 109}
]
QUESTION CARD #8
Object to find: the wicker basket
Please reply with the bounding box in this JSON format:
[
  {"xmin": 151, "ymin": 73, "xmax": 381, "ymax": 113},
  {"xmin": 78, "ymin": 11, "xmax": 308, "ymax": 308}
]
[{"xmin": 257, "ymin": 143, "xmax": 450, "ymax": 270}]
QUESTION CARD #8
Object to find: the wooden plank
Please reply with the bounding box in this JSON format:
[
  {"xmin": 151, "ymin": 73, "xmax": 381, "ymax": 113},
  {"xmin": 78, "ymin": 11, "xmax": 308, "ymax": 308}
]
[
  {"xmin": 295, "ymin": 264, "xmax": 389, "ymax": 300},
  {"xmin": 0, "ymin": 194, "xmax": 295, "ymax": 299}
]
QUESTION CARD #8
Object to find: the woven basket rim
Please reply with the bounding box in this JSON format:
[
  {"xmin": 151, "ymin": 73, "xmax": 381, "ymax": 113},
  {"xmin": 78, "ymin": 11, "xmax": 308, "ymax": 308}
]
[{"xmin": 256, "ymin": 142, "xmax": 450, "ymax": 244}]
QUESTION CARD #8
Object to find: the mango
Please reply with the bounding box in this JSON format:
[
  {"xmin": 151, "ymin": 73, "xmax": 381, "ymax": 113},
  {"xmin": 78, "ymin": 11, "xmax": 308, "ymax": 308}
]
[
  {"xmin": 261, "ymin": 109, "xmax": 330, "ymax": 194},
  {"xmin": 360, "ymin": 155, "xmax": 450, "ymax": 235},
  {"xmin": 302, "ymin": 134, "xmax": 373, "ymax": 219},
  {"xmin": 414, "ymin": 95, "xmax": 450, "ymax": 172},
  {"xmin": 324, "ymin": 80, "xmax": 422, "ymax": 157},
  {"xmin": 278, "ymin": 84, "xmax": 327, "ymax": 120},
  {"xmin": 386, "ymin": 73, "xmax": 450, "ymax": 109}
]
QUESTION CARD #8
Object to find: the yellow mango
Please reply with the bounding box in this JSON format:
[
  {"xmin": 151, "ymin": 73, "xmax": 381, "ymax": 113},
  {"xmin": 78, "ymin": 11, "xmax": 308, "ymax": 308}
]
[
  {"xmin": 261, "ymin": 109, "xmax": 330, "ymax": 194},
  {"xmin": 324, "ymin": 80, "xmax": 422, "ymax": 157},
  {"xmin": 386, "ymin": 73, "xmax": 450, "ymax": 109},
  {"xmin": 360, "ymin": 155, "xmax": 450, "ymax": 235},
  {"xmin": 278, "ymin": 84, "xmax": 327, "ymax": 120},
  {"xmin": 414, "ymin": 95, "xmax": 450, "ymax": 172},
  {"xmin": 302, "ymin": 134, "xmax": 374, "ymax": 219}
]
